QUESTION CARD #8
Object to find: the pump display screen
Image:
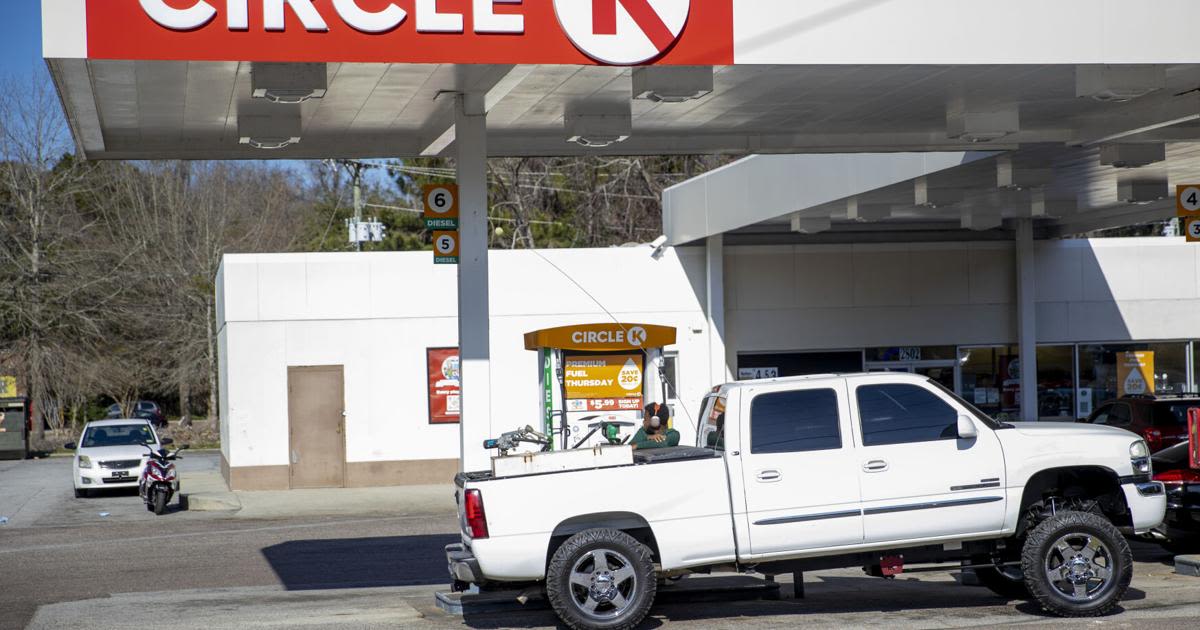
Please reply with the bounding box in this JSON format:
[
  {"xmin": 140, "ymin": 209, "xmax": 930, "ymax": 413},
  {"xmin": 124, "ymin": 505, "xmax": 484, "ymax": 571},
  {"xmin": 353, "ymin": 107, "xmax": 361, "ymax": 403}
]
[{"xmin": 563, "ymin": 354, "xmax": 643, "ymax": 412}]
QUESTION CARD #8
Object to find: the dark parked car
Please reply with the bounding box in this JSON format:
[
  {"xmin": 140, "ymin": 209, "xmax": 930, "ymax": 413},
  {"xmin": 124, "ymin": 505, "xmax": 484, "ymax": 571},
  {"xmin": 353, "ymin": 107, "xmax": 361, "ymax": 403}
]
[
  {"xmin": 1150, "ymin": 440, "xmax": 1200, "ymax": 553},
  {"xmin": 1081, "ymin": 394, "xmax": 1199, "ymax": 452},
  {"xmin": 104, "ymin": 400, "xmax": 167, "ymax": 428}
]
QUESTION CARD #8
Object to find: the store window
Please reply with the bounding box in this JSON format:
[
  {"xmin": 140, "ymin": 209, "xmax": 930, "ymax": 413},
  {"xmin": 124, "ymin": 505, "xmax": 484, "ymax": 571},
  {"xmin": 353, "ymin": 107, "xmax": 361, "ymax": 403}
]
[
  {"xmin": 737, "ymin": 351, "xmax": 863, "ymax": 380},
  {"xmin": 1193, "ymin": 342, "xmax": 1198, "ymax": 392},
  {"xmin": 958, "ymin": 346, "xmax": 1021, "ymax": 422},
  {"xmin": 1078, "ymin": 343, "xmax": 1190, "ymax": 410},
  {"xmin": 957, "ymin": 346, "xmax": 1072, "ymax": 422},
  {"xmin": 1037, "ymin": 346, "xmax": 1075, "ymax": 422},
  {"xmin": 865, "ymin": 346, "xmax": 957, "ymax": 363},
  {"xmin": 662, "ymin": 353, "xmax": 680, "ymax": 401}
]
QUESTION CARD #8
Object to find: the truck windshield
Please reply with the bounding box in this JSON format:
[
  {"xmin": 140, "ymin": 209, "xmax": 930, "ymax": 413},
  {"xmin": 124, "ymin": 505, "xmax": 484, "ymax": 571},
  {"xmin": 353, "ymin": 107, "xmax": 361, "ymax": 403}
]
[{"xmin": 927, "ymin": 380, "xmax": 1007, "ymax": 429}]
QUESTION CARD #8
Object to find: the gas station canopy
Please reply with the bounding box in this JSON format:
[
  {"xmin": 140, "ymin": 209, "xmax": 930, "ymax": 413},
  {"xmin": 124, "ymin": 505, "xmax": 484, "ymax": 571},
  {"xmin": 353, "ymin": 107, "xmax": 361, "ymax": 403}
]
[{"xmin": 42, "ymin": 1, "xmax": 1200, "ymax": 161}]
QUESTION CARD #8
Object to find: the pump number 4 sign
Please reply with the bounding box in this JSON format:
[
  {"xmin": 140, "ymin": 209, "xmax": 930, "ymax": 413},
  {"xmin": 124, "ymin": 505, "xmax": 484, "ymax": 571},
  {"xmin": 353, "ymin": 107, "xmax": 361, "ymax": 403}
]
[{"xmin": 1179, "ymin": 186, "xmax": 1200, "ymax": 242}]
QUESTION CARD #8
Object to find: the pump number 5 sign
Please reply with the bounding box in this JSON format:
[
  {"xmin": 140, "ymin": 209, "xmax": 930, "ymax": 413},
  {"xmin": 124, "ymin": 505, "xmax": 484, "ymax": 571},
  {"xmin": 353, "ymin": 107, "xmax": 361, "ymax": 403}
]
[
  {"xmin": 433, "ymin": 231, "xmax": 459, "ymax": 265},
  {"xmin": 424, "ymin": 184, "xmax": 459, "ymax": 230}
]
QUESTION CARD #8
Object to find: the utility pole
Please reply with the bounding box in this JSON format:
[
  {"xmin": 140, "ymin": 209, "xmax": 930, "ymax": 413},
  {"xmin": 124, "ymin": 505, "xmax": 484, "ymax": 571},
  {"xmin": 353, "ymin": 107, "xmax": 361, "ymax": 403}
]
[{"xmin": 351, "ymin": 161, "xmax": 364, "ymax": 252}]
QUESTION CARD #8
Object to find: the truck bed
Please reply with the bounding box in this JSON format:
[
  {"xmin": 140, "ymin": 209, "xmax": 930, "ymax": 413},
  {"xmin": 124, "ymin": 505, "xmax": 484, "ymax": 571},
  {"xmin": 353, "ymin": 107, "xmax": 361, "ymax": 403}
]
[{"xmin": 455, "ymin": 446, "xmax": 718, "ymax": 486}]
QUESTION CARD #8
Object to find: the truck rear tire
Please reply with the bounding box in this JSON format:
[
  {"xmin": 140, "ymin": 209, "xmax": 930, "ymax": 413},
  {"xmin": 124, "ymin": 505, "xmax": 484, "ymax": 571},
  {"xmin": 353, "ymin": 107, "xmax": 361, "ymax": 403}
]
[
  {"xmin": 545, "ymin": 528, "xmax": 656, "ymax": 630},
  {"xmin": 974, "ymin": 566, "xmax": 1030, "ymax": 600},
  {"xmin": 1020, "ymin": 510, "xmax": 1131, "ymax": 617}
]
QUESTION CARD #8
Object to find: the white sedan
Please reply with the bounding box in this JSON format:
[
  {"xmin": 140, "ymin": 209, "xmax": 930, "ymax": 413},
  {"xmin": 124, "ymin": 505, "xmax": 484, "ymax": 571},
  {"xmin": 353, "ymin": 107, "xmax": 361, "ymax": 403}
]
[{"xmin": 67, "ymin": 419, "xmax": 169, "ymax": 498}]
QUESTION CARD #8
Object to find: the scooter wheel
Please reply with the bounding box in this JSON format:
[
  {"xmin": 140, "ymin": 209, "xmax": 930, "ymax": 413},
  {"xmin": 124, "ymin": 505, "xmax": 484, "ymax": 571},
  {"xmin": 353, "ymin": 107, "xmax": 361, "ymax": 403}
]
[{"xmin": 152, "ymin": 489, "xmax": 168, "ymax": 515}]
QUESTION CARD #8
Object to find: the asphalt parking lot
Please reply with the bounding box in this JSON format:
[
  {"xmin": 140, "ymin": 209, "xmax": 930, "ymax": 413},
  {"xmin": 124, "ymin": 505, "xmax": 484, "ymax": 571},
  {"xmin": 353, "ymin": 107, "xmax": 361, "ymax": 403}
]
[{"xmin": 2, "ymin": 455, "xmax": 1198, "ymax": 630}]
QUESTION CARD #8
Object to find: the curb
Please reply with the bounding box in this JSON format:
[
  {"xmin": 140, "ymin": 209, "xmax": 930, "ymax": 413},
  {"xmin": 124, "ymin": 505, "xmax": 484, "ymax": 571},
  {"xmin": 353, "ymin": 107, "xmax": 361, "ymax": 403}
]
[
  {"xmin": 1176, "ymin": 555, "xmax": 1200, "ymax": 577},
  {"xmin": 181, "ymin": 492, "xmax": 242, "ymax": 512}
]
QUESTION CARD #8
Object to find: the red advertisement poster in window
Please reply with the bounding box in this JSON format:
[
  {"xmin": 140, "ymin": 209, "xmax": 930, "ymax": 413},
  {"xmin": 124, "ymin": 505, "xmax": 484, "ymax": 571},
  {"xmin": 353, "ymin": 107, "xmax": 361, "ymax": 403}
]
[{"xmin": 427, "ymin": 348, "xmax": 460, "ymax": 425}]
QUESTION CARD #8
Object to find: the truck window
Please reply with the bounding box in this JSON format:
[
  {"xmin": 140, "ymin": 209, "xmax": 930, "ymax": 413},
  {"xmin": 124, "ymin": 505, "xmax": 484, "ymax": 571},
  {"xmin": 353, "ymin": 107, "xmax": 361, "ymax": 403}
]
[
  {"xmin": 698, "ymin": 395, "xmax": 726, "ymax": 451},
  {"xmin": 857, "ymin": 383, "xmax": 957, "ymax": 446},
  {"xmin": 750, "ymin": 389, "xmax": 841, "ymax": 454}
]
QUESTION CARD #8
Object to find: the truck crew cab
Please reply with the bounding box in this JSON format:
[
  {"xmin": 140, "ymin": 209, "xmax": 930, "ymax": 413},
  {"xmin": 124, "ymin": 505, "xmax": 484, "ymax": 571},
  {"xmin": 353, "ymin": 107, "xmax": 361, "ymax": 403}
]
[{"xmin": 448, "ymin": 372, "xmax": 1167, "ymax": 630}]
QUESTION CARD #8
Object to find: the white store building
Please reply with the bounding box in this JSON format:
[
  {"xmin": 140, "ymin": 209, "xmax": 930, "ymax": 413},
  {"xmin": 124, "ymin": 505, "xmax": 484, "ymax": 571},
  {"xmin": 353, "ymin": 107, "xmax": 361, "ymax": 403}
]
[{"xmin": 216, "ymin": 153, "xmax": 1200, "ymax": 490}]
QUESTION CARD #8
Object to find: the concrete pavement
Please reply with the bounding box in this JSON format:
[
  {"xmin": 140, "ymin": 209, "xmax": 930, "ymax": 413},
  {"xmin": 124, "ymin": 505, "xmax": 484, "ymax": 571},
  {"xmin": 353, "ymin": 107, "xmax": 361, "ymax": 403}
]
[{"xmin": 181, "ymin": 465, "xmax": 456, "ymax": 520}]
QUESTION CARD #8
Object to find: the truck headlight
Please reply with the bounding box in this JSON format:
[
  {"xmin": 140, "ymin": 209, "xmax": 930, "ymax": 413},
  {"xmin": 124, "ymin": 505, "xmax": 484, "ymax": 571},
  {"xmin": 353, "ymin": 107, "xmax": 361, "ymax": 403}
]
[
  {"xmin": 1130, "ymin": 440, "xmax": 1151, "ymax": 475},
  {"xmin": 78, "ymin": 455, "xmax": 92, "ymax": 469}
]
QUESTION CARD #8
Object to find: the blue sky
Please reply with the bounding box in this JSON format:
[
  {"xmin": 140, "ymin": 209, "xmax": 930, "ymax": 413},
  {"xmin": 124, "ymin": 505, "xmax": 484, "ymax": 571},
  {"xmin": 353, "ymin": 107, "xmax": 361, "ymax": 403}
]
[
  {"xmin": 0, "ymin": 3, "xmax": 399, "ymax": 191},
  {"xmin": 2, "ymin": 2, "xmax": 46, "ymax": 82}
]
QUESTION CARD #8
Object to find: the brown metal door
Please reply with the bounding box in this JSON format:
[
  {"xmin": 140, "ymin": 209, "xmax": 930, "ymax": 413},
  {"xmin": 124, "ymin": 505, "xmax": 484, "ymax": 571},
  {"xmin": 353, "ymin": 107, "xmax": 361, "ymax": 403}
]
[{"xmin": 287, "ymin": 366, "xmax": 345, "ymax": 489}]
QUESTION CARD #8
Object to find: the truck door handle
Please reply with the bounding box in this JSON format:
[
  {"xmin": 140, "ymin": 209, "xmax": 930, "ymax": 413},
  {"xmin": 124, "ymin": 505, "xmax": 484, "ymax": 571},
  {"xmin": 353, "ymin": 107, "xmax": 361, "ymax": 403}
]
[
  {"xmin": 756, "ymin": 469, "xmax": 782, "ymax": 483},
  {"xmin": 863, "ymin": 460, "xmax": 889, "ymax": 473}
]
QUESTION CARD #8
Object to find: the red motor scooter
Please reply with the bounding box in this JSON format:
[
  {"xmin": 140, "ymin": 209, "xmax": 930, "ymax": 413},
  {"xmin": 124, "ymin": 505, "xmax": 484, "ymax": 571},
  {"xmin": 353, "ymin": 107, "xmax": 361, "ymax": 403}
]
[{"xmin": 139, "ymin": 443, "xmax": 188, "ymax": 515}]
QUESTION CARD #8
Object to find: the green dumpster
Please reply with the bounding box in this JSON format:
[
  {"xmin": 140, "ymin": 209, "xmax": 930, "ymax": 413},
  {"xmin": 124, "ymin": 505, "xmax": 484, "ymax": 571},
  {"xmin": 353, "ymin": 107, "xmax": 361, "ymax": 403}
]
[{"xmin": 0, "ymin": 397, "xmax": 30, "ymax": 460}]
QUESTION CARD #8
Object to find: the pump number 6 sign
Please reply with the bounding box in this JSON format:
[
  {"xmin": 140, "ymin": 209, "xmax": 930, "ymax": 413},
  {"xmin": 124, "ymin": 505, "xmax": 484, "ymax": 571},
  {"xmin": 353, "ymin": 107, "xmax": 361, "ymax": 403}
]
[{"xmin": 423, "ymin": 184, "xmax": 460, "ymax": 230}]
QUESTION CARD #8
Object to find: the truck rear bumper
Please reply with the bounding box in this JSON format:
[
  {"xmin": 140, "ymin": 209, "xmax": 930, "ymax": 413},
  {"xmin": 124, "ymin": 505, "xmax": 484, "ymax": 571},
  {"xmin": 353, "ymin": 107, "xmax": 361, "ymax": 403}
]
[{"xmin": 445, "ymin": 543, "xmax": 482, "ymax": 584}]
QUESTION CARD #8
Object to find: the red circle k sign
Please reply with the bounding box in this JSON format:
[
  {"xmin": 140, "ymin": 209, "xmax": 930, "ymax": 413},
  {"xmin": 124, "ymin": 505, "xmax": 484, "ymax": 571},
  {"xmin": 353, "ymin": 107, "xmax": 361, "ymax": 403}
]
[{"xmin": 554, "ymin": 0, "xmax": 691, "ymax": 65}]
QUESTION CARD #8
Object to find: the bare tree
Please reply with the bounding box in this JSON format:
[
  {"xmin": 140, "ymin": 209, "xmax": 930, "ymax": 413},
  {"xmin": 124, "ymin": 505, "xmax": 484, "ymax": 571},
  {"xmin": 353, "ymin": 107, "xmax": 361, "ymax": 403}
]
[{"xmin": 0, "ymin": 75, "xmax": 112, "ymax": 438}]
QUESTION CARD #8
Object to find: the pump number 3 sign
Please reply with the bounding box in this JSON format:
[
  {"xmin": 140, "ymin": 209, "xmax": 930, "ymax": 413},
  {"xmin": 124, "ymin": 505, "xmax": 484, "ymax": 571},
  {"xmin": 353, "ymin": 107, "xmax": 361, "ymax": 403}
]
[{"xmin": 1186, "ymin": 217, "xmax": 1200, "ymax": 243}]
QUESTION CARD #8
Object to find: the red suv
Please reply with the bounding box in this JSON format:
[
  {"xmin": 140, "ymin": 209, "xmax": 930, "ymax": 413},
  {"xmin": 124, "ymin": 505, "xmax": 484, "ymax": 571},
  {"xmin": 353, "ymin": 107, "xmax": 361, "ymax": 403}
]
[{"xmin": 1081, "ymin": 394, "xmax": 1199, "ymax": 453}]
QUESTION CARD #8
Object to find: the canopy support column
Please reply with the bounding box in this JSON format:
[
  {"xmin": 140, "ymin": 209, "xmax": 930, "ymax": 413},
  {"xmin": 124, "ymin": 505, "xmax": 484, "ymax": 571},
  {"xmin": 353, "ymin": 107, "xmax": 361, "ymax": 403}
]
[
  {"xmin": 706, "ymin": 234, "xmax": 730, "ymax": 387},
  {"xmin": 1016, "ymin": 218, "xmax": 1039, "ymax": 422},
  {"xmin": 457, "ymin": 94, "xmax": 492, "ymax": 472}
]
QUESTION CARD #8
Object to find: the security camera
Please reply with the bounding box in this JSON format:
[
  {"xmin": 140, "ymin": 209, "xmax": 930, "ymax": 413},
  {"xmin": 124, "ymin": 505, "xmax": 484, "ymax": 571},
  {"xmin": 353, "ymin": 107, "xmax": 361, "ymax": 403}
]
[{"xmin": 649, "ymin": 235, "xmax": 669, "ymax": 260}]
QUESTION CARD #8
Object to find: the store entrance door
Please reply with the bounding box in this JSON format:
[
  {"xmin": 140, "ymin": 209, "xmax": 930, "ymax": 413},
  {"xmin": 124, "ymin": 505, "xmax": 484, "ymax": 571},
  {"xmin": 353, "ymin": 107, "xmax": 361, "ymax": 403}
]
[{"xmin": 866, "ymin": 362, "xmax": 956, "ymax": 390}]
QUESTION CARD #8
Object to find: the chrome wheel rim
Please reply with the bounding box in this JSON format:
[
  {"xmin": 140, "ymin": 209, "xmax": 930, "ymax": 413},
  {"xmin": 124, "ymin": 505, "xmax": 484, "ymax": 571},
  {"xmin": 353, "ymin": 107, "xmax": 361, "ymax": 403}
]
[
  {"xmin": 568, "ymin": 548, "xmax": 638, "ymax": 621},
  {"xmin": 1044, "ymin": 533, "xmax": 1112, "ymax": 601}
]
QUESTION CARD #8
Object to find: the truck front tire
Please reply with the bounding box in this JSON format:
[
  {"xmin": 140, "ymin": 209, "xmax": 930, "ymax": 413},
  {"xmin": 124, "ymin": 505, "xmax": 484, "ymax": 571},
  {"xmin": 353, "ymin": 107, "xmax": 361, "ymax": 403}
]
[
  {"xmin": 546, "ymin": 528, "xmax": 656, "ymax": 630},
  {"xmin": 1020, "ymin": 510, "xmax": 1132, "ymax": 617}
]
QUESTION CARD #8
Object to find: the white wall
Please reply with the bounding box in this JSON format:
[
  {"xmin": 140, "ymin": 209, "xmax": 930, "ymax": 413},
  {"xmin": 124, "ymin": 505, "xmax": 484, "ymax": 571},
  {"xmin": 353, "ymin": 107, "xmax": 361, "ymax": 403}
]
[
  {"xmin": 216, "ymin": 247, "xmax": 713, "ymax": 469},
  {"xmin": 725, "ymin": 238, "xmax": 1200, "ymax": 357},
  {"xmin": 218, "ymin": 237, "xmax": 1200, "ymax": 470}
]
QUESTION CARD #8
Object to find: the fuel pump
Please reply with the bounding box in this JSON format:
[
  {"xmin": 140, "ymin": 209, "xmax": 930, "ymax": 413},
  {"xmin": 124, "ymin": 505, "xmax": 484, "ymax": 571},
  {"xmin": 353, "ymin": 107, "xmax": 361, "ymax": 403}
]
[{"xmin": 524, "ymin": 323, "xmax": 677, "ymax": 450}]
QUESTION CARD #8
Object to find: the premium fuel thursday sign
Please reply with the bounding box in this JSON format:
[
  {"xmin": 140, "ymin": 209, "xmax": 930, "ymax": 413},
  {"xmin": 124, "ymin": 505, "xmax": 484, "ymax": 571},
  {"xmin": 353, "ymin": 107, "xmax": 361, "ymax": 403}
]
[{"xmin": 563, "ymin": 354, "xmax": 643, "ymax": 412}]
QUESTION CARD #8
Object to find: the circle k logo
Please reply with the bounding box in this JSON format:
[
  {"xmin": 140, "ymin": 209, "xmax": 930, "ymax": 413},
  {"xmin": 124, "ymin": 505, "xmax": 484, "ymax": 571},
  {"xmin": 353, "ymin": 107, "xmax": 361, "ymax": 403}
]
[
  {"xmin": 627, "ymin": 326, "xmax": 648, "ymax": 347},
  {"xmin": 554, "ymin": 0, "xmax": 692, "ymax": 66}
]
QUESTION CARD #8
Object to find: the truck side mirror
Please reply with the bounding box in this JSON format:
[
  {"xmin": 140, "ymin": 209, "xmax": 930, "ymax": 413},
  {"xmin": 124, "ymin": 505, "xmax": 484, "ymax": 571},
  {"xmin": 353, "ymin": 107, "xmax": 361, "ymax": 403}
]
[{"xmin": 957, "ymin": 415, "xmax": 979, "ymax": 440}]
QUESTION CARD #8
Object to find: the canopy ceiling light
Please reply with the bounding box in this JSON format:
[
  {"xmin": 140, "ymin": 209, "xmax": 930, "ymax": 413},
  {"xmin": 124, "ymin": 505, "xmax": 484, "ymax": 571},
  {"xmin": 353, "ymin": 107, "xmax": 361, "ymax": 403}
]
[
  {"xmin": 791, "ymin": 214, "xmax": 831, "ymax": 234},
  {"xmin": 845, "ymin": 198, "xmax": 893, "ymax": 222},
  {"xmin": 1118, "ymin": 176, "xmax": 1168, "ymax": 204},
  {"xmin": 251, "ymin": 62, "xmax": 328, "ymax": 104},
  {"xmin": 996, "ymin": 155, "xmax": 1054, "ymax": 190},
  {"xmin": 946, "ymin": 97, "xmax": 1019, "ymax": 143},
  {"xmin": 914, "ymin": 176, "xmax": 964, "ymax": 208},
  {"xmin": 565, "ymin": 103, "xmax": 632, "ymax": 148},
  {"xmin": 1099, "ymin": 143, "xmax": 1166, "ymax": 169},
  {"xmin": 632, "ymin": 66, "xmax": 714, "ymax": 104},
  {"xmin": 1076, "ymin": 65, "xmax": 1165, "ymax": 103},
  {"xmin": 237, "ymin": 110, "xmax": 302, "ymax": 150}
]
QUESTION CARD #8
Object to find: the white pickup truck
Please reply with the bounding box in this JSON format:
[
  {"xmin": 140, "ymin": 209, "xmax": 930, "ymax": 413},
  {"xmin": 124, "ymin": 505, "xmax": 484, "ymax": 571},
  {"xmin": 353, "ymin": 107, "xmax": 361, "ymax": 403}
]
[{"xmin": 447, "ymin": 372, "xmax": 1167, "ymax": 630}]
